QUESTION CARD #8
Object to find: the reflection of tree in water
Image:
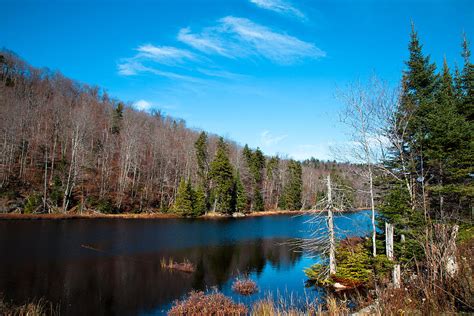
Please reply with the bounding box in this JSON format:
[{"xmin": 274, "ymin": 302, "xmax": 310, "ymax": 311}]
[
  {"xmin": 266, "ymin": 239, "xmax": 303, "ymax": 269},
  {"xmin": 191, "ymin": 257, "xmax": 206, "ymax": 290},
  {"xmin": 206, "ymin": 243, "xmax": 238, "ymax": 287},
  {"xmin": 0, "ymin": 238, "xmax": 303, "ymax": 315},
  {"xmin": 194, "ymin": 238, "xmax": 302, "ymax": 288},
  {"xmin": 247, "ymin": 239, "xmax": 266, "ymax": 275}
]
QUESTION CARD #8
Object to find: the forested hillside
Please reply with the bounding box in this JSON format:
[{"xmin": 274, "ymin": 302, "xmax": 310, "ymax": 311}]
[{"xmin": 0, "ymin": 51, "xmax": 364, "ymax": 215}]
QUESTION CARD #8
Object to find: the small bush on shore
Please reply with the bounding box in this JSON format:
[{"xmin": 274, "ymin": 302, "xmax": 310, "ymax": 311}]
[
  {"xmin": 304, "ymin": 237, "xmax": 382, "ymax": 289},
  {"xmin": 168, "ymin": 291, "xmax": 247, "ymax": 315}
]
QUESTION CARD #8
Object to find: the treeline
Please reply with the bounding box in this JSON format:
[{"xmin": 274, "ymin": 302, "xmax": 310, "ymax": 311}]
[
  {"xmin": 376, "ymin": 28, "xmax": 473, "ymax": 263},
  {"xmin": 0, "ymin": 51, "xmax": 363, "ymax": 215}
]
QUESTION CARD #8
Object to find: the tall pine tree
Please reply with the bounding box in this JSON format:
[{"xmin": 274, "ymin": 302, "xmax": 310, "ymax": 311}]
[
  {"xmin": 209, "ymin": 138, "xmax": 235, "ymax": 214},
  {"xmin": 234, "ymin": 172, "xmax": 247, "ymax": 213},
  {"xmin": 242, "ymin": 146, "xmax": 265, "ymax": 211},
  {"xmin": 173, "ymin": 179, "xmax": 194, "ymax": 216},
  {"xmin": 195, "ymin": 131, "xmax": 210, "ymax": 211},
  {"xmin": 281, "ymin": 160, "xmax": 302, "ymax": 210},
  {"xmin": 460, "ymin": 35, "xmax": 474, "ymax": 120}
]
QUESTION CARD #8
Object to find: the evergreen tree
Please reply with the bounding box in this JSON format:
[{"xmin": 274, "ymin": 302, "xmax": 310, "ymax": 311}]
[
  {"xmin": 234, "ymin": 172, "xmax": 247, "ymax": 213},
  {"xmin": 378, "ymin": 25, "xmax": 474, "ymax": 264},
  {"xmin": 242, "ymin": 146, "xmax": 265, "ymax": 211},
  {"xmin": 281, "ymin": 160, "xmax": 302, "ymax": 210},
  {"xmin": 253, "ymin": 188, "xmax": 264, "ymax": 212},
  {"xmin": 377, "ymin": 25, "xmax": 437, "ymax": 262},
  {"xmin": 453, "ymin": 64, "xmax": 464, "ymax": 102},
  {"xmin": 403, "ymin": 24, "xmax": 439, "ymax": 104},
  {"xmin": 250, "ymin": 148, "xmax": 265, "ymax": 185},
  {"xmin": 173, "ymin": 178, "xmax": 194, "ymax": 216},
  {"xmin": 265, "ymin": 156, "xmax": 281, "ymax": 209},
  {"xmin": 460, "ymin": 35, "xmax": 474, "ymax": 120},
  {"xmin": 111, "ymin": 102, "xmax": 124, "ymax": 134},
  {"xmin": 242, "ymin": 144, "xmax": 252, "ymax": 163},
  {"xmin": 399, "ymin": 24, "xmax": 439, "ymax": 167},
  {"xmin": 209, "ymin": 138, "xmax": 235, "ymax": 214},
  {"xmin": 195, "ymin": 132, "xmax": 209, "ymax": 184},
  {"xmin": 424, "ymin": 59, "xmax": 472, "ymax": 217},
  {"xmin": 193, "ymin": 185, "xmax": 207, "ymax": 216},
  {"xmin": 385, "ymin": 24, "xmax": 438, "ymax": 212},
  {"xmin": 194, "ymin": 131, "xmax": 210, "ymax": 210}
]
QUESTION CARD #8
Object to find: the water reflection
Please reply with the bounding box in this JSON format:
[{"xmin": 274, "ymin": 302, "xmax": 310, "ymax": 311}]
[
  {"xmin": 0, "ymin": 238, "xmax": 301, "ymax": 315},
  {"xmin": 0, "ymin": 212, "xmax": 371, "ymax": 315}
]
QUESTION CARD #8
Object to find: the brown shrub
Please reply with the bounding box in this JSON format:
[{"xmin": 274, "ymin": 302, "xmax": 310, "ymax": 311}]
[
  {"xmin": 168, "ymin": 291, "xmax": 247, "ymax": 315},
  {"xmin": 232, "ymin": 278, "xmax": 258, "ymax": 296}
]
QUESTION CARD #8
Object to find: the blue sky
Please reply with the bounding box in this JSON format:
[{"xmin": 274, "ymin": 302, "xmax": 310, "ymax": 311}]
[{"xmin": 2, "ymin": 0, "xmax": 473, "ymax": 160}]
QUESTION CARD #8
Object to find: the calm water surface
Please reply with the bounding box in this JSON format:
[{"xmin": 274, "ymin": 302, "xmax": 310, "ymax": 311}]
[{"xmin": 0, "ymin": 211, "xmax": 372, "ymax": 315}]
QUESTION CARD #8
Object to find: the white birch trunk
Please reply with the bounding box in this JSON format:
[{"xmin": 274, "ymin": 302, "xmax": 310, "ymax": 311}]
[
  {"xmin": 327, "ymin": 174, "xmax": 336, "ymax": 275},
  {"xmin": 385, "ymin": 222, "xmax": 394, "ymax": 260}
]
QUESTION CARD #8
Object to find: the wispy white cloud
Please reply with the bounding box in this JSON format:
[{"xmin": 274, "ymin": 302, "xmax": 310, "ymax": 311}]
[
  {"xmin": 118, "ymin": 59, "xmax": 204, "ymax": 83},
  {"xmin": 119, "ymin": 16, "xmax": 324, "ymax": 84},
  {"xmin": 178, "ymin": 28, "xmax": 231, "ymax": 57},
  {"xmin": 249, "ymin": 0, "xmax": 305, "ymax": 20},
  {"xmin": 196, "ymin": 68, "xmax": 249, "ymax": 80},
  {"xmin": 117, "ymin": 43, "xmax": 201, "ymax": 80},
  {"xmin": 135, "ymin": 44, "xmax": 196, "ymax": 65},
  {"xmin": 260, "ymin": 130, "xmax": 288, "ymax": 146},
  {"xmin": 178, "ymin": 16, "xmax": 325, "ymax": 64},
  {"xmin": 118, "ymin": 42, "xmax": 246, "ymax": 82},
  {"xmin": 118, "ymin": 60, "xmax": 148, "ymax": 76}
]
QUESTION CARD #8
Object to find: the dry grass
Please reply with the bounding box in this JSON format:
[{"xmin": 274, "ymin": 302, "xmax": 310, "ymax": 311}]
[
  {"xmin": 232, "ymin": 278, "xmax": 258, "ymax": 296},
  {"xmin": 250, "ymin": 294, "xmax": 350, "ymax": 316},
  {"xmin": 371, "ymin": 233, "xmax": 474, "ymax": 315},
  {"xmin": 168, "ymin": 291, "xmax": 247, "ymax": 315},
  {"xmin": 0, "ymin": 297, "xmax": 59, "ymax": 316},
  {"xmin": 168, "ymin": 289, "xmax": 356, "ymax": 315},
  {"xmin": 160, "ymin": 257, "xmax": 195, "ymax": 273},
  {"xmin": 251, "ymin": 298, "xmax": 319, "ymax": 316}
]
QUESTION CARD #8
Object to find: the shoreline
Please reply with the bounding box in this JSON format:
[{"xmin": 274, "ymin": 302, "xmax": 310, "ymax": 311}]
[{"xmin": 0, "ymin": 208, "xmax": 369, "ymax": 221}]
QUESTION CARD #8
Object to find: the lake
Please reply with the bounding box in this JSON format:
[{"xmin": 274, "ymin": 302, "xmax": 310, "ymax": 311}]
[{"xmin": 0, "ymin": 211, "xmax": 372, "ymax": 315}]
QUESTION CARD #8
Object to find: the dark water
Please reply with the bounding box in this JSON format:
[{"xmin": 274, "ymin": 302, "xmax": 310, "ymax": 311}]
[{"xmin": 0, "ymin": 211, "xmax": 372, "ymax": 315}]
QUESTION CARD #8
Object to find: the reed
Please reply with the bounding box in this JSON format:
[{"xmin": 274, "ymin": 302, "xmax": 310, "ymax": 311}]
[{"xmin": 160, "ymin": 257, "xmax": 195, "ymax": 273}]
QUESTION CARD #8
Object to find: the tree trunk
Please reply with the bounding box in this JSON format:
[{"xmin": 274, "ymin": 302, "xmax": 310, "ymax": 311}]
[
  {"xmin": 385, "ymin": 222, "xmax": 394, "ymax": 260},
  {"xmin": 43, "ymin": 148, "xmax": 48, "ymax": 213},
  {"xmin": 327, "ymin": 175, "xmax": 336, "ymax": 275},
  {"xmin": 392, "ymin": 264, "xmax": 401, "ymax": 288},
  {"xmin": 369, "ymin": 167, "xmax": 376, "ymax": 257}
]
